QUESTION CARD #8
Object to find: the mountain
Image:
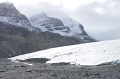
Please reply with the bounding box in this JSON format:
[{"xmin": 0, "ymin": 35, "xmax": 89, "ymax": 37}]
[
  {"xmin": 10, "ymin": 39, "xmax": 120, "ymax": 65},
  {"xmin": 29, "ymin": 13, "xmax": 96, "ymax": 43},
  {"xmin": 0, "ymin": 22, "xmax": 80, "ymax": 58},
  {"xmin": 0, "ymin": 2, "xmax": 35, "ymax": 31},
  {"xmin": 0, "ymin": 2, "xmax": 80, "ymax": 58}
]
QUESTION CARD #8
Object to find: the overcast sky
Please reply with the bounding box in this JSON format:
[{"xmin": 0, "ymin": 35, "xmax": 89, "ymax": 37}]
[{"xmin": 0, "ymin": 0, "xmax": 120, "ymax": 41}]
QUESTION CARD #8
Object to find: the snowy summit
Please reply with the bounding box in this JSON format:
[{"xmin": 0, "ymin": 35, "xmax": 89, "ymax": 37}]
[
  {"xmin": 0, "ymin": 2, "xmax": 35, "ymax": 31},
  {"xmin": 29, "ymin": 13, "xmax": 96, "ymax": 43}
]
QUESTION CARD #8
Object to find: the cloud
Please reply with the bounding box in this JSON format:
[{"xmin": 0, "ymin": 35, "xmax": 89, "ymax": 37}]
[
  {"xmin": 16, "ymin": 1, "xmax": 69, "ymax": 19},
  {"xmin": 69, "ymin": 0, "xmax": 120, "ymax": 40}
]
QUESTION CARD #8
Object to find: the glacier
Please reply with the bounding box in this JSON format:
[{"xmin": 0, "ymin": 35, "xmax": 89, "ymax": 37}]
[{"xmin": 10, "ymin": 39, "xmax": 120, "ymax": 65}]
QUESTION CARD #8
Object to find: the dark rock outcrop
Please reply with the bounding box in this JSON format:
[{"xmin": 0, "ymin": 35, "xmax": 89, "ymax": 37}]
[{"xmin": 19, "ymin": 58, "xmax": 50, "ymax": 63}]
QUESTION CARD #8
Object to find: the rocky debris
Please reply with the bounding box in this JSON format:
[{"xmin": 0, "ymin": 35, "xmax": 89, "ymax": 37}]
[
  {"xmin": 51, "ymin": 74, "xmax": 57, "ymax": 77},
  {"xmin": 0, "ymin": 59, "xmax": 120, "ymax": 79}
]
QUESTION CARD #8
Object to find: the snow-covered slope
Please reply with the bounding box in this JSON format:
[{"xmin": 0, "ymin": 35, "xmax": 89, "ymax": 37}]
[
  {"xmin": 29, "ymin": 13, "xmax": 96, "ymax": 43},
  {"xmin": 0, "ymin": 2, "xmax": 35, "ymax": 31},
  {"xmin": 10, "ymin": 39, "xmax": 120, "ymax": 65}
]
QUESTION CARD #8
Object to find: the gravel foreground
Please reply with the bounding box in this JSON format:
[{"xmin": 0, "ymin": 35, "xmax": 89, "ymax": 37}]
[{"xmin": 0, "ymin": 59, "xmax": 120, "ymax": 79}]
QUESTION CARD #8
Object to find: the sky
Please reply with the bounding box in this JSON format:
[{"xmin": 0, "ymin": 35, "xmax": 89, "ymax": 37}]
[{"xmin": 0, "ymin": 0, "xmax": 120, "ymax": 41}]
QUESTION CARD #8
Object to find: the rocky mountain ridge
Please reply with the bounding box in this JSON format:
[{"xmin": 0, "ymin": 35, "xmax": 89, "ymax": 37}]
[
  {"xmin": 0, "ymin": 2, "xmax": 80, "ymax": 58},
  {"xmin": 0, "ymin": 2, "xmax": 35, "ymax": 31},
  {"xmin": 30, "ymin": 13, "xmax": 96, "ymax": 43}
]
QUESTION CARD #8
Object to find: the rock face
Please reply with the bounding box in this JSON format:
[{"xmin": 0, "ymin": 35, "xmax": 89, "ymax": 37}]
[
  {"xmin": 0, "ymin": 2, "xmax": 19, "ymax": 16},
  {"xmin": 0, "ymin": 2, "xmax": 80, "ymax": 58},
  {"xmin": 30, "ymin": 13, "xmax": 96, "ymax": 43},
  {"xmin": 0, "ymin": 2, "xmax": 35, "ymax": 31}
]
